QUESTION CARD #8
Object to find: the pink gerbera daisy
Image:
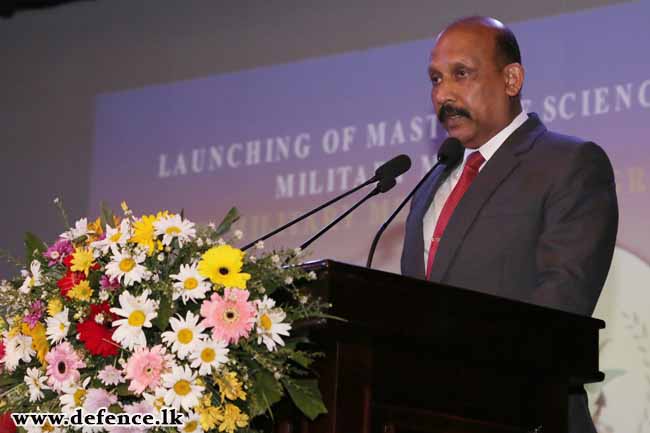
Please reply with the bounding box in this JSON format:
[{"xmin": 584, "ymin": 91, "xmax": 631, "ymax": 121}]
[
  {"xmin": 124, "ymin": 345, "xmax": 169, "ymax": 394},
  {"xmin": 200, "ymin": 288, "xmax": 256, "ymax": 344},
  {"xmin": 44, "ymin": 342, "xmax": 86, "ymax": 391}
]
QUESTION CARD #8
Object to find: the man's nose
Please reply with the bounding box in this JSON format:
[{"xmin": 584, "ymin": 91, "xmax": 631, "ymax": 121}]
[{"xmin": 433, "ymin": 79, "xmax": 456, "ymax": 107}]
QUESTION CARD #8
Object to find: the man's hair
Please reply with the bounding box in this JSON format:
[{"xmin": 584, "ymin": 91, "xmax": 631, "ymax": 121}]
[{"xmin": 494, "ymin": 26, "xmax": 522, "ymax": 68}]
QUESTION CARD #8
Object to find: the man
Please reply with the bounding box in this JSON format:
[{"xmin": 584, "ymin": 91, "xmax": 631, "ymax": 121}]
[{"xmin": 401, "ymin": 17, "xmax": 618, "ymax": 433}]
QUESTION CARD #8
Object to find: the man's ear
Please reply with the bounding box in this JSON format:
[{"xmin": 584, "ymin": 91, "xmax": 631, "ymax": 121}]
[{"xmin": 503, "ymin": 63, "xmax": 524, "ymax": 97}]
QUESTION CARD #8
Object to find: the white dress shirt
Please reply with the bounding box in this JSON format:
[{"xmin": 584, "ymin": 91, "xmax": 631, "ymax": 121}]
[{"xmin": 422, "ymin": 111, "xmax": 529, "ymax": 267}]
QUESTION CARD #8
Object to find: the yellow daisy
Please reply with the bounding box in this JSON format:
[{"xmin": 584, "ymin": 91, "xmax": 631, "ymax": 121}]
[
  {"xmin": 70, "ymin": 246, "xmax": 95, "ymax": 276},
  {"xmin": 219, "ymin": 404, "xmax": 249, "ymax": 433},
  {"xmin": 21, "ymin": 322, "xmax": 49, "ymax": 366},
  {"xmin": 68, "ymin": 280, "xmax": 93, "ymax": 302},
  {"xmin": 86, "ymin": 217, "xmax": 104, "ymax": 243},
  {"xmin": 47, "ymin": 298, "xmax": 63, "ymax": 316},
  {"xmin": 197, "ymin": 245, "xmax": 251, "ymax": 289},
  {"xmin": 130, "ymin": 212, "xmax": 169, "ymax": 255},
  {"xmin": 214, "ymin": 371, "xmax": 247, "ymax": 402},
  {"xmin": 195, "ymin": 394, "xmax": 222, "ymax": 431}
]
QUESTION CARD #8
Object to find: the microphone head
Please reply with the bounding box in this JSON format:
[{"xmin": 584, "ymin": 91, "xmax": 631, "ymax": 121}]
[
  {"xmin": 437, "ymin": 137, "xmax": 464, "ymax": 166},
  {"xmin": 376, "ymin": 176, "xmax": 397, "ymax": 193},
  {"xmin": 375, "ymin": 154, "xmax": 412, "ymax": 180}
]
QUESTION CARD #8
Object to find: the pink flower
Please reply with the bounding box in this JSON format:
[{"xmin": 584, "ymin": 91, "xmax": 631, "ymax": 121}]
[
  {"xmin": 200, "ymin": 288, "xmax": 256, "ymax": 344},
  {"xmin": 98, "ymin": 365, "xmax": 125, "ymax": 386},
  {"xmin": 23, "ymin": 300, "xmax": 45, "ymax": 328},
  {"xmin": 100, "ymin": 275, "xmax": 121, "ymax": 291},
  {"xmin": 44, "ymin": 239, "xmax": 73, "ymax": 266},
  {"xmin": 84, "ymin": 388, "xmax": 117, "ymax": 412},
  {"xmin": 124, "ymin": 345, "xmax": 168, "ymax": 394},
  {"xmin": 107, "ymin": 400, "xmax": 153, "ymax": 433},
  {"xmin": 45, "ymin": 342, "xmax": 86, "ymax": 391}
]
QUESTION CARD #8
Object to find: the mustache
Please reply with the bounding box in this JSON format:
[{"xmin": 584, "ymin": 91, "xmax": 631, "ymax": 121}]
[{"xmin": 438, "ymin": 104, "xmax": 471, "ymax": 123}]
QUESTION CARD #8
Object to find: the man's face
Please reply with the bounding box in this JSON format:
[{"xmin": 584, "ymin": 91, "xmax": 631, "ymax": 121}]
[{"xmin": 428, "ymin": 25, "xmax": 513, "ymax": 149}]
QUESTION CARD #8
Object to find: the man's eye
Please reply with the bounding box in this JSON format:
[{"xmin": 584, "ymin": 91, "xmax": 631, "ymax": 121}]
[
  {"xmin": 430, "ymin": 76, "xmax": 441, "ymax": 85},
  {"xmin": 456, "ymin": 69, "xmax": 468, "ymax": 78}
]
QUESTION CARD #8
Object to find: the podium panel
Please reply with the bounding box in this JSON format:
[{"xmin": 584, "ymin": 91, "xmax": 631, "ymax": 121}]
[{"xmin": 278, "ymin": 260, "xmax": 603, "ymax": 433}]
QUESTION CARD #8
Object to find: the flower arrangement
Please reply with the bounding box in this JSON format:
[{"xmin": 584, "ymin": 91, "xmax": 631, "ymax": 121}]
[{"xmin": 0, "ymin": 202, "xmax": 329, "ymax": 432}]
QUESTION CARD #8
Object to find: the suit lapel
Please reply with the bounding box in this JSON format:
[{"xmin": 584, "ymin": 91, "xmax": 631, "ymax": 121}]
[{"xmin": 428, "ymin": 114, "xmax": 547, "ymax": 283}]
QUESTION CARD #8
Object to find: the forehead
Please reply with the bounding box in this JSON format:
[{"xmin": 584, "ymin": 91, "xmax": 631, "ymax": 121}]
[{"xmin": 429, "ymin": 26, "xmax": 496, "ymax": 71}]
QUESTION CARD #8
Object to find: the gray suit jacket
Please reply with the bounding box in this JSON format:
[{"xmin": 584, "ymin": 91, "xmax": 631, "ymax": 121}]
[{"xmin": 401, "ymin": 113, "xmax": 618, "ymax": 432}]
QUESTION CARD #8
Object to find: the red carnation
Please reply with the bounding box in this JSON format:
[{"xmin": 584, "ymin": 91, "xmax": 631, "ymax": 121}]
[
  {"xmin": 0, "ymin": 412, "xmax": 16, "ymax": 433},
  {"xmin": 63, "ymin": 254, "xmax": 74, "ymax": 268},
  {"xmin": 57, "ymin": 270, "xmax": 86, "ymax": 297},
  {"xmin": 77, "ymin": 302, "xmax": 119, "ymax": 357}
]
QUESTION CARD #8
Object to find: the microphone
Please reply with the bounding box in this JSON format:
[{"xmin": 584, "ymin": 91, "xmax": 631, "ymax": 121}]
[
  {"xmin": 241, "ymin": 154, "xmax": 412, "ymax": 251},
  {"xmin": 365, "ymin": 137, "xmax": 464, "ymax": 268},
  {"xmin": 299, "ymin": 175, "xmax": 399, "ymax": 251},
  {"xmin": 373, "ymin": 154, "xmax": 411, "ymax": 182}
]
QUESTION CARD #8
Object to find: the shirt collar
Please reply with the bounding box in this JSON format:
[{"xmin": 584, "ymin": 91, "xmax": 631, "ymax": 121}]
[{"xmin": 464, "ymin": 110, "xmax": 528, "ymax": 166}]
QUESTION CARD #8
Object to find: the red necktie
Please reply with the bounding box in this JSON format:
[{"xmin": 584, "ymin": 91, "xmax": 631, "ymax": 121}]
[{"xmin": 426, "ymin": 151, "xmax": 485, "ymax": 280}]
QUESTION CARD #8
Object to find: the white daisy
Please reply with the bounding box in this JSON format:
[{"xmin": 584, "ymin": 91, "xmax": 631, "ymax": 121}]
[
  {"xmin": 170, "ymin": 263, "xmax": 211, "ymax": 304},
  {"xmin": 46, "ymin": 307, "xmax": 70, "ymax": 344},
  {"xmin": 111, "ymin": 290, "xmax": 158, "ymax": 350},
  {"xmin": 161, "ymin": 311, "xmax": 206, "ymax": 359},
  {"xmin": 3, "ymin": 332, "xmax": 35, "ymax": 372},
  {"xmin": 161, "ymin": 364, "xmax": 204, "ymax": 411},
  {"xmin": 18, "ymin": 260, "xmax": 44, "ymax": 294},
  {"xmin": 142, "ymin": 387, "xmax": 168, "ymax": 416},
  {"xmin": 154, "ymin": 214, "xmax": 196, "ymax": 247},
  {"xmin": 24, "ymin": 367, "xmax": 48, "ymax": 402},
  {"xmin": 189, "ymin": 338, "xmax": 229, "ymax": 376},
  {"xmin": 105, "ymin": 248, "xmax": 148, "ymax": 287},
  {"xmin": 179, "ymin": 411, "xmax": 204, "ymax": 433},
  {"xmin": 60, "ymin": 218, "xmax": 91, "ymax": 240},
  {"xmin": 59, "ymin": 377, "xmax": 91, "ymax": 414},
  {"xmin": 255, "ymin": 296, "xmax": 292, "ymax": 352},
  {"xmin": 90, "ymin": 219, "xmax": 131, "ymax": 255},
  {"xmin": 98, "ymin": 365, "xmax": 125, "ymax": 386}
]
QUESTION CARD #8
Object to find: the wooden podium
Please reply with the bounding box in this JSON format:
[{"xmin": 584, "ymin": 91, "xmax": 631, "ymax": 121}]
[{"xmin": 278, "ymin": 260, "xmax": 604, "ymax": 433}]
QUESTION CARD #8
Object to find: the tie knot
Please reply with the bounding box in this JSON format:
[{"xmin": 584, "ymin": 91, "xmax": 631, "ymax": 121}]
[{"xmin": 466, "ymin": 152, "xmax": 485, "ymax": 171}]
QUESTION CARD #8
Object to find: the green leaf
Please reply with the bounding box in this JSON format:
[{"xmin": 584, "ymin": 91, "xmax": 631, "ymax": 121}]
[
  {"xmin": 108, "ymin": 403, "xmax": 123, "ymax": 414},
  {"xmin": 0, "ymin": 376, "xmax": 20, "ymax": 387},
  {"xmin": 115, "ymin": 383, "xmax": 134, "ymax": 397},
  {"xmin": 282, "ymin": 378, "xmax": 327, "ymax": 420},
  {"xmin": 288, "ymin": 351, "xmax": 314, "ymax": 369},
  {"xmin": 214, "ymin": 207, "xmax": 240, "ymax": 237},
  {"xmin": 88, "ymin": 271, "xmax": 101, "ymax": 291},
  {"xmin": 24, "ymin": 232, "xmax": 46, "ymax": 263},
  {"xmin": 248, "ymin": 369, "xmax": 284, "ymax": 417},
  {"xmin": 100, "ymin": 201, "xmax": 116, "ymax": 228},
  {"xmin": 153, "ymin": 293, "xmax": 172, "ymax": 331}
]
